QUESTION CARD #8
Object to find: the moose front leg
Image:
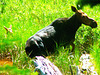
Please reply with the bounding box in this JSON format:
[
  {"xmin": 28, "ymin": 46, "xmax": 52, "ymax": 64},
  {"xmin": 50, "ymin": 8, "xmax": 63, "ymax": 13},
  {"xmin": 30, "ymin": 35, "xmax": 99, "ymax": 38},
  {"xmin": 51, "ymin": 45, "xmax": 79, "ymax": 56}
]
[
  {"xmin": 64, "ymin": 42, "xmax": 75, "ymax": 52},
  {"xmin": 64, "ymin": 39, "xmax": 75, "ymax": 51},
  {"xmin": 70, "ymin": 42, "xmax": 75, "ymax": 52},
  {"xmin": 70, "ymin": 39, "xmax": 75, "ymax": 52}
]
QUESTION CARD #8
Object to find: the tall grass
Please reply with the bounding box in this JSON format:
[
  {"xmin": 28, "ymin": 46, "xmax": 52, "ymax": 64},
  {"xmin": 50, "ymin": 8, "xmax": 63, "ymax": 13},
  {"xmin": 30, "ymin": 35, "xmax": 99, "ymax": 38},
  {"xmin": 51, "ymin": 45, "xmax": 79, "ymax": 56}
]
[
  {"xmin": 49, "ymin": 47, "xmax": 80, "ymax": 75},
  {"xmin": 91, "ymin": 39, "xmax": 100, "ymax": 74},
  {"xmin": 0, "ymin": 0, "xmax": 100, "ymax": 74}
]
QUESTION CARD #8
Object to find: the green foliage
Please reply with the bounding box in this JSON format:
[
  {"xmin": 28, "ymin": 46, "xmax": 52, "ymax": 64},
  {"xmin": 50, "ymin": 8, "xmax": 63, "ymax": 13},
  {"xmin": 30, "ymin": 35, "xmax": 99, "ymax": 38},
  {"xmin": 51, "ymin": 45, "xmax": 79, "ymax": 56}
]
[
  {"xmin": 91, "ymin": 41, "xmax": 100, "ymax": 74},
  {"xmin": 0, "ymin": 0, "xmax": 100, "ymax": 74},
  {"xmin": 0, "ymin": 65, "xmax": 38, "ymax": 75}
]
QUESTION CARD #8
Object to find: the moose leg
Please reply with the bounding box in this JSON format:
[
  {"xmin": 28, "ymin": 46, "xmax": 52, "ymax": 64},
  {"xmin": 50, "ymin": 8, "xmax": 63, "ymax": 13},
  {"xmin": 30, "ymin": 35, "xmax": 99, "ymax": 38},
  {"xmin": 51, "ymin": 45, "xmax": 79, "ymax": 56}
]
[
  {"xmin": 64, "ymin": 44, "xmax": 70, "ymax": 49},
  {"xmin": 64, "ymin": 43, "xmax": 75, "ymax": 52},
  {"xmin": 64, "ymin": 39, "xmax": 75, "ymax": 51},
  {"xmin": 70, "ymin": 39, "xmax": 75, "ymax": 52},
  {"xmin": 70, "ymin": 42, "xmax": 75, "ymax": 52}
]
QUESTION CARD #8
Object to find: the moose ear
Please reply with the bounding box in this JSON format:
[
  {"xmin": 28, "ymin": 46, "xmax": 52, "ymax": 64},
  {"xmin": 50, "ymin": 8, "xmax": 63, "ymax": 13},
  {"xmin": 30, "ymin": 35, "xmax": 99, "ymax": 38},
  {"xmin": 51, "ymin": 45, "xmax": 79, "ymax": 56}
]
[{"xmin": 71, "ymin": 6, "xmax": 77, "ymax": 12}]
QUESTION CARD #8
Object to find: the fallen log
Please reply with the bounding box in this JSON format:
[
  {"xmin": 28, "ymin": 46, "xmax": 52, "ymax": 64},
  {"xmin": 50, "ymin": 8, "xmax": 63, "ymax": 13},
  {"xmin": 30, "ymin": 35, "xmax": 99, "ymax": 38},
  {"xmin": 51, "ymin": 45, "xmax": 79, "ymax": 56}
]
[{"xmin": 33, "ymin": 56, "xmax": 62, "ymax": 75}]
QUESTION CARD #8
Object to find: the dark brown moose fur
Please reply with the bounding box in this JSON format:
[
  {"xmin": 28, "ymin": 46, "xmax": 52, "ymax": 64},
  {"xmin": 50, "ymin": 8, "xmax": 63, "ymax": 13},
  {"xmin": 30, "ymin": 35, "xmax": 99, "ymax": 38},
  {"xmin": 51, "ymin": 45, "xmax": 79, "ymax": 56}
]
[{"xmin": 25, "ymin": 6, "xmax": 97, "ymax": 58}]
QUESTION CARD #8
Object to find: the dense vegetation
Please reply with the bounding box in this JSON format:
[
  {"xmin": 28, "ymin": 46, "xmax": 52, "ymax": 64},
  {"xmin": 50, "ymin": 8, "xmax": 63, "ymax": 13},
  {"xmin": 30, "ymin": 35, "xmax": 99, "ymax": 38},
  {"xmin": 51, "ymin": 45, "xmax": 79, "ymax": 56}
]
[{"xmin": 0, "ymin": 0, "xmax": 100, "ymax": 74}]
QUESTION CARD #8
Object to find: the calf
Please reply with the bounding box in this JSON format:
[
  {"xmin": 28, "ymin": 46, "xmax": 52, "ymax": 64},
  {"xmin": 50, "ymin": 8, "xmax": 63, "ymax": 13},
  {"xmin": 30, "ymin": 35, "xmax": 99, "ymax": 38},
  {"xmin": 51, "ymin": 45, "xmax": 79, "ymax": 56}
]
[{"xmin": 25, "ymin": 6, "xmax": 97, "ymax": 58}]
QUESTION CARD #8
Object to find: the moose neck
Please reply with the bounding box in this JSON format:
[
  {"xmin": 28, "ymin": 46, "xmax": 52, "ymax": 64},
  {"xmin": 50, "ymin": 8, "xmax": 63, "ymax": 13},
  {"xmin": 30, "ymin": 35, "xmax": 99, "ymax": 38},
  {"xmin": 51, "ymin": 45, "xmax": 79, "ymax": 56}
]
[{"xmin": 67, "ymin": 14, "xmax": 82, "ymax": 33}]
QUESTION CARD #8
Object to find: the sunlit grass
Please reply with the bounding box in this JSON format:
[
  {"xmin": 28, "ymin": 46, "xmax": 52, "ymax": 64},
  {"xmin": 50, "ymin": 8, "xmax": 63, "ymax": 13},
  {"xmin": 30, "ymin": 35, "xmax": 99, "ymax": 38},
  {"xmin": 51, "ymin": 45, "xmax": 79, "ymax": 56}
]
[
  {"xmin": 91, "ymin": 41, "xmax": 100, "ymax": 74},
  {"xmin": 0, "ymin": 65, "xmax": 38, "ymax": 75},
  {"xmin": 0, "ymin": 0, "xmax": 100, "ymax": 74}
]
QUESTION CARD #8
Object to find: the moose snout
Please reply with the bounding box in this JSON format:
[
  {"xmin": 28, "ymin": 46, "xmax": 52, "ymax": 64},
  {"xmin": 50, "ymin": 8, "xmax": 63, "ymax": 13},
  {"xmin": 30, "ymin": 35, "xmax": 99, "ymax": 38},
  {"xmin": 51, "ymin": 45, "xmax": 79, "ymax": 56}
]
[
  {"xmin": 89, "ymin": 18, "xmax": 97, "ymax": 28},
  {"xmin": 90, "ymin": 21, "xmax": 97, "ymax": 28}
]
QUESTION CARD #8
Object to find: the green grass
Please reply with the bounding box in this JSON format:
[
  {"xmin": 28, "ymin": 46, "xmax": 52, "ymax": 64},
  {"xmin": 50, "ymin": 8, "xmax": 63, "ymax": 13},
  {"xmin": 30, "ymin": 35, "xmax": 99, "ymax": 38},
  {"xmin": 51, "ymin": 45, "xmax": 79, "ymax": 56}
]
[
  {"xmin": 0, "ymin": 0, "xmax": 100, "ymax": 74},
  {"xmin": 0, "ymin": 65, "xmax": 38, "ymax": 75},
  {"xmin": 49, "ymin": 47, "xmax": 80, "ymax": 74},
  {"xmin": 91, "ymin": 39, "xmax": 100, "ymax": 73}
]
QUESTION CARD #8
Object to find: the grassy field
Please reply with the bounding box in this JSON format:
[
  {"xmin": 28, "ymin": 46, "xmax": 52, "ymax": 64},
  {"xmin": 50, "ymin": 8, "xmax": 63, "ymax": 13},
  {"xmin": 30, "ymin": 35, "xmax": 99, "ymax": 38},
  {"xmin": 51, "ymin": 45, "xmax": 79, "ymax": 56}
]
[{"xmin": 0, "ymin": 0, "xmax": 100, "ymax": 74}]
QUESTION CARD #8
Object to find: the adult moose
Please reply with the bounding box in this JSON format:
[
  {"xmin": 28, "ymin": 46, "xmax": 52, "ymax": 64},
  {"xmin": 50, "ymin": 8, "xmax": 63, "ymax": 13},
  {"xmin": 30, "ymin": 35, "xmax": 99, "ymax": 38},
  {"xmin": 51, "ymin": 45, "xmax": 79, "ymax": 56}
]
[{"xmin": 25, "ymin": 6, "xmax": 97, "ymax": 58}]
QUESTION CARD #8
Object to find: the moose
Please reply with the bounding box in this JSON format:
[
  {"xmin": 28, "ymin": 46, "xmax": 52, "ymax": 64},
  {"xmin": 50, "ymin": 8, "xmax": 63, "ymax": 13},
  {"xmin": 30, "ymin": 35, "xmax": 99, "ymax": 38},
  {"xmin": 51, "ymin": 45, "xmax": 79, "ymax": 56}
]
[{"xmin": 25, "ymin": 6, "xmax": 97, "ymax": 58}]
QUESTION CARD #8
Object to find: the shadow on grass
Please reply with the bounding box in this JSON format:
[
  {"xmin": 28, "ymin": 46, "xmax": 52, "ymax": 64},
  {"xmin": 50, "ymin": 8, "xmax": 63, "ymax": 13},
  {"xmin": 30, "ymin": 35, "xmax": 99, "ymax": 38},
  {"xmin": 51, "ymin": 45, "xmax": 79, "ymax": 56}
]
[{"xmin": 76, "ymin": 0, "xmax": 100, "ymax": 9}]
